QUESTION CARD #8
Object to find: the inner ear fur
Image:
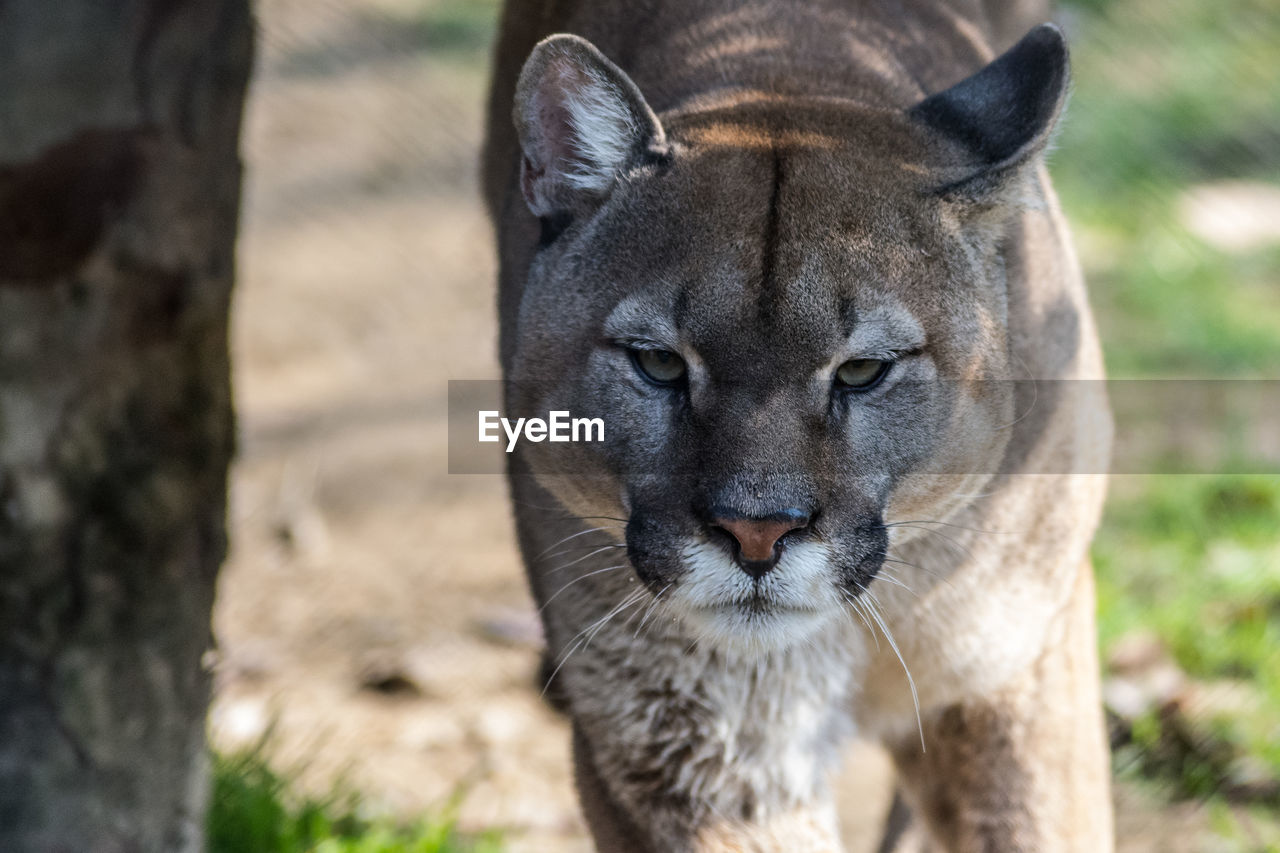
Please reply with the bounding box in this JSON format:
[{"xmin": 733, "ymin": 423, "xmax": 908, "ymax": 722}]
[
  {"xmin": 910, "ymin": 23, "xmax": 1070, "ymax": 202},
  {"xmin": 513, "ymin": 34, "xmax": 668, "ymax": 220}
]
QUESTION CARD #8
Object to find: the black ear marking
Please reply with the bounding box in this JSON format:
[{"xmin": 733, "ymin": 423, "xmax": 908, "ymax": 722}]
[
  {"xmin": 538, "ymin": 210, "xmax": 574, "ymax": 247},
  {"xmin": 910, "ymin": 24, "xmax": 1069, "ymax": 190}
]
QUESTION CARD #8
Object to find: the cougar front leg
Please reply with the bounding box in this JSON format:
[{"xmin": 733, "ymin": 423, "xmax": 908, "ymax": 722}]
[
  {"xmin": 556, "ymin": 621, "xmax": 856, "ymax": 852},
  {"xmin": 573, "ymin": 721, "xmax": 843, "ymax": 853},
  {"xmin": 886, "ymin": 563, "xmax": 1113, "ymax": 852},
  {"xmin": 572, "ymin": 716, "xmax": 845, "ymax": 853}
]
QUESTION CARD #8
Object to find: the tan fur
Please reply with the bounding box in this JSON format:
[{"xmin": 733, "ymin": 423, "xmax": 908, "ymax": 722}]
[
  {"xmin": 888, "ymin": 562, "xmax": 1112, "ymax": 852},
  {"xmin": 484, "ymin": 2, "xmax": 1114, "ymax": 850}
]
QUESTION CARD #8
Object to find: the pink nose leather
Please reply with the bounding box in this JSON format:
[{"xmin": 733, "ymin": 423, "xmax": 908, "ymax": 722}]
[{"xmin": 715, "ymin": 518, "xmax": 803, "ymax": 562}]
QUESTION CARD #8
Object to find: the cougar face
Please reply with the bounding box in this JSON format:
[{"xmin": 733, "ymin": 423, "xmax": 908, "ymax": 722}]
[{"xmin": 508, "ymin": 32, "xmax": 1062, "ymax": 652}]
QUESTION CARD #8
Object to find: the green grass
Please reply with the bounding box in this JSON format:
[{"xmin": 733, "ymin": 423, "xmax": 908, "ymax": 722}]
[
  {"xmin": 208, "ymin": 750, "xmax": 502, "ymax": 853},
  {"xmin": 1055, "ymin": 0, "xmax": 1280, "ymax": 378},
  {"xmin": 1056, "ymin": 0, "xmax": 1280, "ymax": 838},
  {"xmin": 1095, "ymin": 477, "xmax": 1280, "ymax": 785}
]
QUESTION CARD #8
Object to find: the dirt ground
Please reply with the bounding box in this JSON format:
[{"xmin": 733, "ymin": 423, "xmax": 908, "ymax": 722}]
[{"xmin": 208, "ymin": 2, "xmax": 1216, "ymax": 850}]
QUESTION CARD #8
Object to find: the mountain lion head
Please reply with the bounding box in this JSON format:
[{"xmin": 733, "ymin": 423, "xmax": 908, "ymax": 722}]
[{"xmin": 505, "ymin": 26, "xmax": 1070, "ymax": 652}]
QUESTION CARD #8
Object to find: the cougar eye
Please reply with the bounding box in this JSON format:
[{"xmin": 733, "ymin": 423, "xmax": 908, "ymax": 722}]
[
  {"xmin": 630, "ymin": 348, "xmax": 687, "ymax": 386},
  {"xmin": 835, "ymin": 358, "xmax": 891, "ymax": 391}
]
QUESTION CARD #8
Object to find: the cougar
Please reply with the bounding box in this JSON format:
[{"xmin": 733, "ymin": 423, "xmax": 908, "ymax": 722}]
[{"xmin": 482, "ymin": 1, "xmax": 1113, "ymax": 849}]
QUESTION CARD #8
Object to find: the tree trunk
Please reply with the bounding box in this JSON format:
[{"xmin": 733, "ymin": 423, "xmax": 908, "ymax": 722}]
[{"xmin": 0, "ymin": 3, "xmax": 253, "ymax": 851}]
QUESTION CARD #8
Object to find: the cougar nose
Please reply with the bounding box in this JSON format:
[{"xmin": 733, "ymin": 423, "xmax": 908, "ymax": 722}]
[{"xmin": 712, "ymin": 509, "xmax": 811, "ymax": 579}]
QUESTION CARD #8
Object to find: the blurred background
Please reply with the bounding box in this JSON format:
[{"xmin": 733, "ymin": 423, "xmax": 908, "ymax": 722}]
[{"xmin": 206, "ymin": 0, "xmax": 1280, "ymax": 850}]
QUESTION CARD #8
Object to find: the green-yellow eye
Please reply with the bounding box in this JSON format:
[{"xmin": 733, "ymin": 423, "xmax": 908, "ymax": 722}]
[
  {"xmin": 835, "ymin": 358, "xmax": 891, "ymax": 391},
  {"xmin": 631, "ymin": 348, "xmax": 687, "ymax": 386}
]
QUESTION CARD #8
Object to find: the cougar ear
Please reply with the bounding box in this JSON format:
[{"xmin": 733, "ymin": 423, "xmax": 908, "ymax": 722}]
[
  {"xmin": 513, "ymin": 34, "xmax": 667, "ymax": 220},
  {"xmin": 910, "ymin": 23, "xmax": 1069, "ymax": 199}
]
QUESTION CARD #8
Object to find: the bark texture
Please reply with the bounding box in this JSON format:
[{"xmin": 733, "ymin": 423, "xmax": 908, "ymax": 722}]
[{"xmin": 0, "ymin": 3, "xmax": 253, "ymax": 851}]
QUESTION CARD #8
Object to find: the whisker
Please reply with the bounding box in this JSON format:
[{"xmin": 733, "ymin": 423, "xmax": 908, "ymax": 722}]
[
  {"xmin": 883, "ymin": 555, "xmax": 953, "ymax": 588},
  {"xmin": 873, "ymin": 568, "xmax": 917, "ymax": 596},
  {"xmin": 544, "ymin": 544, "xmax": 628, "ymax": 575},
  {"xmin": 534, "ymin": 525, "xmax": 624, "ymax": 559},
  {"xmin": 584, "ymin": 590, "xmax": 647, "ymax": 650},
  {"xmin": 882, "ymin": 519, "xmax": 1013, "ymax": 536},
  {"xmin": 538, "ymin": 564, "xmax": 628, "ymax": 614},
  {"xmin": 634, "ymin": 584, "xmax": 671, "ymax": 639},
  {"xmin": 840, "ymin": 590, "xmax": 879, "ymax": 652},
  {"xmin": 861, "ymin": 584, "xmax": 887, "ymax": 617},
  {"xmin": 540, "ymin": 635, "xmax": 587, "ymax": 700},
  {"xmin": 860, "ymin": 589, "xmax": 921, "ymax": 747},
  {"xmin": 833, "ymin": 592, "xmax": 858, "ymax": 635},
  {"xmin": 541, "ymin": 540, "xmax": 628, "ymax": 561},
  {"xmin": 621, "ymin": 590, "xmax": 652, "ymax": 633},
  {"xmin": 888, "ymin": 524, "xmax": 977, "ymax": 563},
  {"xmin": 541, "ymin": 589, "xmax": 647, "ymax": 700}
]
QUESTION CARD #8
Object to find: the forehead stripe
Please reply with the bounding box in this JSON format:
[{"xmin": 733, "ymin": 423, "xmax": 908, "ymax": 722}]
[{"xmin": 759, "ymin": 146, "xmax": 784, "ymax": 319}]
